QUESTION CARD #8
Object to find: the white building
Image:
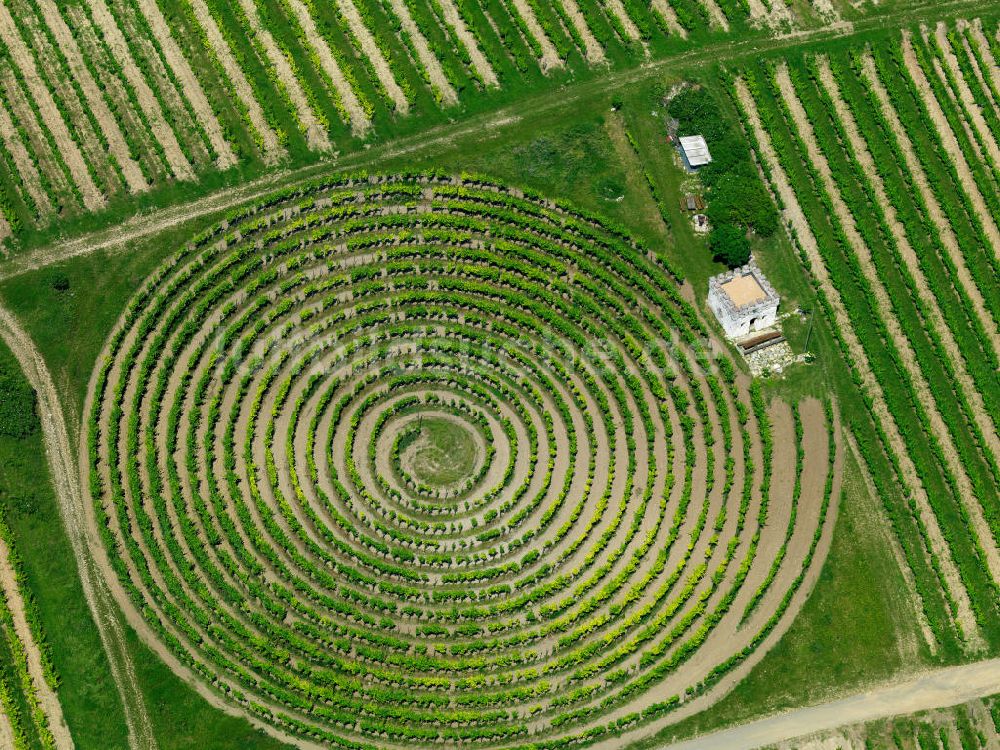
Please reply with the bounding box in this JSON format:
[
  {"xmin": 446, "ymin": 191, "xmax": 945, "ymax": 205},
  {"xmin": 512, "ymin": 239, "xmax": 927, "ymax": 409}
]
[
  {"xmin": 707, "ymin": 261, "xmax": 780, "ymax": 339},
  {"xmin": 678, "ymin": 135, "xmax": 712, "ymax": 171}
]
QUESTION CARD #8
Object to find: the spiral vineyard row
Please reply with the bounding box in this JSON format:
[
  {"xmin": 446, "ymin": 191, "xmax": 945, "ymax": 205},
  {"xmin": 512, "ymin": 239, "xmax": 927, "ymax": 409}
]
[
  {"xmin": 733, "ymin": 17, "xmax": 1000, "ymax": 658},
  {"xmin": 81, "ymin": 172, "xmax": 842, "ymax": 748}
]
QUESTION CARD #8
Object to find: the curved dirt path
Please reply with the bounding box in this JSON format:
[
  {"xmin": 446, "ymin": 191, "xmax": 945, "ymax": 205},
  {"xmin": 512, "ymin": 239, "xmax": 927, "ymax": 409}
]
[
  {"xmin": 0, "ymin": 305, "xmax": 157, "ymax": 750},
  {"xmin": 814, "ymin": 57, "xmax": 1000, "ymax": 566},
  {"xmin": 659, "ymin": 657, "xmax": 1000, "ymax": 750},
  {"xmin": 733, "ymin": 76, "xmax": 983, "ymax": 650},
  {"xmin": 0, "ymin": 531, "xmax": 73, "ymax": 749}
]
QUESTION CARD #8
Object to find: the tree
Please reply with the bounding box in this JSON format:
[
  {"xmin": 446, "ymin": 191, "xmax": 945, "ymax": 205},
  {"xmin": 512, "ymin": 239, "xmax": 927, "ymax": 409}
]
[{"xmin": 709, "ymin": 223, "xmax": 751, "ymax": 267}]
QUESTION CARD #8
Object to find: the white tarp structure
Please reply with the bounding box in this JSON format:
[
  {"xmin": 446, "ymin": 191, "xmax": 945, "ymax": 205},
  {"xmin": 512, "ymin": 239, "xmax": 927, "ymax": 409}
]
[{"xmin": 679, "ymin": 135, "xmax": 712, "ymax": 169}]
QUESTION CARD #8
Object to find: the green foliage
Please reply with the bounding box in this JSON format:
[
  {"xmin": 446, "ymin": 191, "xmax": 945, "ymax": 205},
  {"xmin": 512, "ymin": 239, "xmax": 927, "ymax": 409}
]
[
  {"xmin": 708, "ymin": 223, "xmax": 750, "ymax": 266},
  {"xmin": 0, "ymin": 361, "xmax": 37, "ymax": 440}
]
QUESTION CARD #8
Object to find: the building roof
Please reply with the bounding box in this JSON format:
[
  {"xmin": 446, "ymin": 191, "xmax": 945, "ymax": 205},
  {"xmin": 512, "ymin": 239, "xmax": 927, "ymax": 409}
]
[
  {"xmin": 678, "ymin": 135, "xmax": 712, "ymax": 167},
  {"xmin": 720, "ymin": 274, "xmax": 767, "ymax": 307}
]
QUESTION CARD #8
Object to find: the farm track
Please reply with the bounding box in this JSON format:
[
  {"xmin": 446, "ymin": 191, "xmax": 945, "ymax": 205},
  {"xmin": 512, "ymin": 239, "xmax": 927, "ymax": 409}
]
[
  {"xmin": 733, "ymin": 76, "xmax": 983, "ymax": 648},
  {"xmin": 0, "ymin": 305, "xmax": 156, "ymax": 750},
  {"xmin": 799, "ymin": 60, "xmax": 1000, "ymax": 585},
  {"xmin": 659, "ymin": 657, "xmax": 1000, "ymax": 750}
]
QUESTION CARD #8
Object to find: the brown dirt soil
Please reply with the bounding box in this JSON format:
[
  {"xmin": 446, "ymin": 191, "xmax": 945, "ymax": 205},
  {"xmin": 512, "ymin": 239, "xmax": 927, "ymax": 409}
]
[
  {"xmin": 0, "ymin": 2, "xmax": 105, "ymax": 210},
  {"xmin": 508, "ymin": 0, "xmax": 563, "ymax": 71},
  {"xmin": 335, "ymin": 0, "xmax": 410, "ymax": 114},
  {"xmin": 778, "ymin": 61, "xmax": 1000, "ymax": 596},
  {"xmin": 235, "ymin": 0, "xmax": 331, "ymax": 152},
  {"xmin": 134, "ymin": 0, "xmax": 237, "ymax": 170},
  {"xmin": 188, "ymin": 0, "xmax": 284, "ymax": 161},
  {"xmin": 651, "ymin": 0, "xmax": 689, "ymax": 39},
  {"xmin": 560, "ymin": 0, "xmax": 608, "ymax": 61},
  {"xmin": 700, "ymin": 0, "xmax": 731, "ymax": 31},
  {"xmin": 859, "ymin": 53, "xmax": 1000, "ymax": 363},
  {"xmin": 386, "ymin": 0, "xmax": 458, "ymax": 105},
  {"xmin": 437, "ymin": 0, "xmax": 500, "ymax": 85},
  {"xmin": 0, "ymin": 96, "xmax": 53, "ymax": 217},
  {"xmin": 287, "ymin": 0, "xmax": 370, "ymax": 136},
  {"xmin": 36, "ymin": 0, "xmax": 147, "ymax": 193},
  {"xmin": 0, "ymin": 305, "xmax": 157, "ymax": 750},
  {"xmin": 84, "ymin": 0, "xmax": 195, "ymax": 181},
  {"xmin": 734, "ymin": 75, "xmax": 984, "ymax": 650},
  {"xmin": 934, "ymin": 23, "xmax": 1000, "ymax": 175}
]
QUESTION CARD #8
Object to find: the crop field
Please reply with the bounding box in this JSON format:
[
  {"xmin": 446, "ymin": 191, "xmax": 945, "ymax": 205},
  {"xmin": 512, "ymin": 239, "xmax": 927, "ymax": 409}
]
[
  {"xmin": 0, "ymin": 1, "xmax": 998, "ymax": 749},
  {"xmin": 733, "ymin": 17, "xmax": 1000, "ymax": 658},
  {"xmin": 82, "ymin": 172, "xmax": 841, "ymax": 747},
  {"xmin": 0, "ymin": 0, "xmax": 907, "ymax": 249}
]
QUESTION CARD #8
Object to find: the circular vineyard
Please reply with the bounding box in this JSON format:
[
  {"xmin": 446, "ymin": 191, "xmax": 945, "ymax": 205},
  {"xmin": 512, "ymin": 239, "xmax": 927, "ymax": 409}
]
[{"xmin": 85, "ymin": 174, "xmax": 842, "ymax": 749}]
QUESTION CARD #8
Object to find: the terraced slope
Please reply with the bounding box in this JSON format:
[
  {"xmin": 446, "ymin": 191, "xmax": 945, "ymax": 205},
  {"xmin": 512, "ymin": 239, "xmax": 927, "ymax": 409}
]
[
  {"xmin": 734, "ymin": 18, "xmax": 1000, "ymax": 659},
  {"xmin": 83, "ymin": 173, "xmax": 841, "ymax": 748}
]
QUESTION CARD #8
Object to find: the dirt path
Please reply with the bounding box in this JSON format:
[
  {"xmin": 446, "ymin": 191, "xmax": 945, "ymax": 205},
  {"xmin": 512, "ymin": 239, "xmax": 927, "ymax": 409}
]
[
  {"xmin": 734, "ymin": 76, "xmax": 983, "ymax": 650},
  {"xmin": 508, "ymin": 0, "xmax": 563, "ymax": 71},
  {"xmin": 651, "ymin": 0, "xmax": 688, "ymax": 39},
  {"xmin": 902, "ymin": 31, "xmax": 1000, "ymax": 263},
  {"xmin": 859, "ymin": 53, "xmax": 1000, "ymax": 362},
  {"xmin": 779, "ymin": 61, "xmax": 1000, "ymax": 596},
  {"xmin": 0, "ymin": 2, "xmax": 105, "ymax": 210},
  {"xmin": 560, "ymin": 0, "xmax": 607, "ymax": 61},
  {"xmin": 335, "ymin": 0, "xmax": 410, "ymax": 113},
  {"xmin": 815, "ymin": 57, "xmax": 1000, "ymax": 565},
  {"xmin": 36, "ymin": 0, "xmax": 147, "ymax": 193},
  {"xmin": 386, "ymin": 0, "xmax": 458, "ymax": 105},
  {"xmin": 134, "ymin": 0, "xmax": 237, "ymax": 170},
  {"xmin": 0, "ymin": 531, "xmax": 74, "ymax": 749},
  {"xmin": 287, "ymin": 0, "xmax": 370, "ymax": 136},
  {"xmin": 0, "ymin": 306, "xmax": 157, "ymax": 750},
  {"xmin": 84, "ymin": 0, "xmax": 195, "ymax": 181},
  {"xmin": 438, "ymin": 0, "xmax": 500, "ymax": 83},
  {"xmin": 659, "ymin": 658, "xmax": 1000, "ymax": 750},
  {"xmin": 700, "ymin": 0, "xmax": 731, "ymax": 31},
  {"xmin": 0, "ymin": 96, "xmax": 53, "ymax": 217}
]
